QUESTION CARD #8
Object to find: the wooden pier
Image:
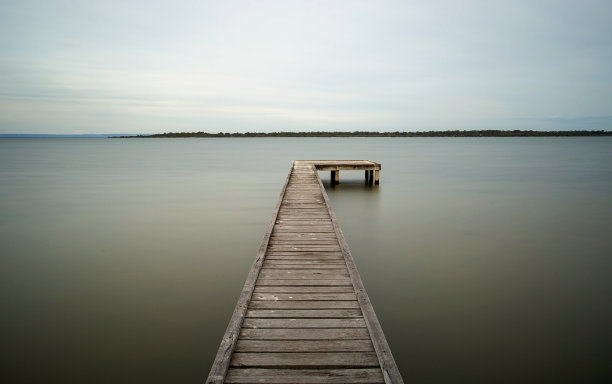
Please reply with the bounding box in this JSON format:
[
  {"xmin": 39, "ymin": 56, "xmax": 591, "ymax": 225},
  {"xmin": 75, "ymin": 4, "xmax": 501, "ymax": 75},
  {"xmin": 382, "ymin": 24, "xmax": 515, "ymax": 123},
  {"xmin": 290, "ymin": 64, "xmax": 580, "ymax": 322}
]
[{"xmin": 207, "ymin": 160, "xmax": 402, "ymax": 384}]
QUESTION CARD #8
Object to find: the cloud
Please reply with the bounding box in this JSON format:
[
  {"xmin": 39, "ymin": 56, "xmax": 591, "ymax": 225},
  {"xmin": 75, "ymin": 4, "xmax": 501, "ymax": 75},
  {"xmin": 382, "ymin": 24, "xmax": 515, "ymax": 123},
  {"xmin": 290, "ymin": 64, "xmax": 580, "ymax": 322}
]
[
  {"xmin": 1, "ymin": 0, "xmax": 611, "ymax": 133},
  {"xmin": 515, "ymin": 116, "xmax": 612, "ymax": 126}
]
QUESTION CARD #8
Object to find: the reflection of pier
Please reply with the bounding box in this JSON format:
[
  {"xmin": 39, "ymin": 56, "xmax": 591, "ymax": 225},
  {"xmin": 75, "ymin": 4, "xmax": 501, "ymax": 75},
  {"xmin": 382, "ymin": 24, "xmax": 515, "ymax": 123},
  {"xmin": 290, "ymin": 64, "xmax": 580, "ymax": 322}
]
[{"xmin": 207, "ymin": 160, "xmax": 402, "ymax": 384}]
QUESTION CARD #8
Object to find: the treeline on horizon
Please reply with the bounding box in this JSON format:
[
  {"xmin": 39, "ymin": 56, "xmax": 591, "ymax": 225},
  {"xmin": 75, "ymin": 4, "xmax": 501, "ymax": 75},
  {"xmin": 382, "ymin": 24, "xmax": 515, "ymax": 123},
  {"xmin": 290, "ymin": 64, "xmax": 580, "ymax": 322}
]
[{"xmin": 115, "ymin": 130, "xmax": 612, "ymax": 138}]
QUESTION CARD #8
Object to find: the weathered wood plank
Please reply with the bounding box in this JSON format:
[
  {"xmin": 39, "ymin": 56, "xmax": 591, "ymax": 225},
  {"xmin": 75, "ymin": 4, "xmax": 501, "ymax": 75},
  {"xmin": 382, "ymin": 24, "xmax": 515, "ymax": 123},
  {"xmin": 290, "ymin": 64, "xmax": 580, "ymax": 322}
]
[
  {"xmin": 249, "ymin": 301, "xmax": 361, "ymax": 309},
  {"xmin": 268, "ymin": 240, "xmax": 339, "ymax": 245},
  {"xmin": 246, "ymin": 309, "xmax": 363, "ymax": 318},
  {"xmin": 266, "ymin": 251, "xmax": 343, "ymax": 256},
  {"xmin": 262, "ymin": 262, "xmax": 345, "ymax": 267},
  {"xmin": 281, "ymin": 200, "xmax": 325, "ymax": 204},
  {"xmin": 234, "ymin": 339, "xmax": 373, "ymax": 352},
  {"xmin": 268, "ymin": 245, "xmax": 341, "ymax": 252},
  {"xmin": 268, "ymin": 244, "xmax": 340, "ymax": 249},
  {"xmin": 274, "ymin": 220, "xmax": 333, "ymax": 225},
  {"xmin": 271, "ymin": 230, "xmax": 336, "ymax": 234},
  {"xmin": 260, "ymin": 269, "xmax": 348, "ymax": 276},
  {"xmin": 258, "ymin": 272, "xmax": 349, "ymax": 279},
  {"xmin": 281, "ymin": 203, "xmax": 326, "ymax": 207},
  {"xmin": 272, "ymin": 228, "xmax": 335, "ymax": 232},
  {"xmin": 278, "ymin": 201, "xmax": 325, "ymax": 204},
  {"xmin": 274, "ymin": 222, "xmax": 333, "ymax": 226},
  {"xmin": 263, "ymin": 257, "xmax": 344, "ymax": 262},
  {"xmin": 271, "ymin": 234, "xmax": 336, "ymax": 238},
  {"xmin": 273, "ymin": 227, "xmax": 335, "ymax": 233},
  {"xmin": 271, "ymin": 234, "xmax": 338, "ymax": 239},
  {"xmin": 264, "ymin": 259, "xmax": 344, "ymax": 263},
  {"xmin": 282, "ymin": 194, "xmax": 323, "ymax": 197},
  {"xmin": 277, "ymin": 208, "xmax": 328, "ymax": 211},
  {"xmin": 256, "ymin": 279, "xmax": 352, "ymax": 286},
  {"xmin": 253, "ymin": 286, "xmax": 355, "ymax": 293},
  {"xmin": 264, "ymin": 257, "xmax": 344, "ymax": 262},
  {"xmin": 264, "ymin": 259, "xmax": 345, "ymax": 264},
  {"xmin": 315, "ymin": 165, "xmax": 381, "ymax": 171},
  {"xmin": 225, "ymin": 368, "xmax": 384, "ymax": 383},
  {"xmin": 270, "ymin": 236, "xmax": 337, "ymax": 240},
  {"xmin": 260, "ymin": 266, "xmax": 347, "ymax": 272},
  {"xmin": 242, "ymin": 318, "xmax": 366, "ymax": 329},
  {"xmin": 238, "ymin": 328, "xmax": 371, "ymax": 340},
  {"xmin": 272, "ymin": 231, "xmax": 336, "ymax": 236},
  {"xmin": 266, "ymin": 254, "xmax": 343, "ymax": 260},
  {"xmin": 230, "ymin": 352, "xmax": 380, "ymax": 368},
  {"xmin": 267, "ymin": 246, "xmax": 342, "ymax": 252},
  {"xmin": 266, "ymin": 250, "xmax": 342, "ymax": 255},
  {"xmin": 273, "ymin": 222, "xmax": 332, "ymax": 225},
  {"xmin": 252, "ymin": 293, "xmax": 356, "ymax": 301},
  {"xmin": 264, "ymin": 259, "xmax": 345, "ymax": 265},
  {"xmin": 262, "ymin": 264, "xmax": 346, "ymax": 269}
]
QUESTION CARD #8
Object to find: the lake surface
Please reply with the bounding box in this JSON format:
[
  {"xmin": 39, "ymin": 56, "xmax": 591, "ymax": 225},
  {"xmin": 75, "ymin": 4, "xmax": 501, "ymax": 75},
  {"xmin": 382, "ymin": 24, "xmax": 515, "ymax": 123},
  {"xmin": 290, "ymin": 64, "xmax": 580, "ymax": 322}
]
[{"xmin": 1, "ymin": 137, "xmax": 611, "ymax": 383}]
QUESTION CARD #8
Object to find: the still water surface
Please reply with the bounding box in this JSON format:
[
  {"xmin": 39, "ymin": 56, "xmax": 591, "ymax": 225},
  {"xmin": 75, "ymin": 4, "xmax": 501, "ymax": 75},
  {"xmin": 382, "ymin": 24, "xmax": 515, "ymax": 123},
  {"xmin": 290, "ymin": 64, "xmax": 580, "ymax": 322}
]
[{"xmin": 1, "ymin": 137, "xmax": 611, "ymax": 383}]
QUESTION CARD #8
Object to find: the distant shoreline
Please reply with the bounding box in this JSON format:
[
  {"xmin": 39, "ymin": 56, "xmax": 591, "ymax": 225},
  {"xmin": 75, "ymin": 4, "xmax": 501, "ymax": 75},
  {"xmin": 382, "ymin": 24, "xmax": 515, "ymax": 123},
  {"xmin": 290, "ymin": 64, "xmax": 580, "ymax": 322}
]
[
  {"xmin": 0, "ymin": 134, "xmax": 129, "ymax": 138},
  {"xmin": 113, "ymin": 130, "xmax": 612, "ymax": 138},
  {"xmin": 2, "ymin": 130, "xmax": 611, "ymax": 139}
]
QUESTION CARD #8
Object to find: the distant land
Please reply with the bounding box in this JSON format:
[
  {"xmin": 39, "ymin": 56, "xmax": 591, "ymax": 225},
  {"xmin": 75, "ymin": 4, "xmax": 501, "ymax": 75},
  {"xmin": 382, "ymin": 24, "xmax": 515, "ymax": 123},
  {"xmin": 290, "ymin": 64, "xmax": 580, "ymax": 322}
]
[
  {"xmin": 115, "ymin": 130, "xmax": 612, "ymax": 138},
  {"xmin": 0, "ymin": 134, "xmax": 135, "ymax": 138},
  {"xmin": 2, "ymin": 131, "xmax": 611, "ymax": 138}
]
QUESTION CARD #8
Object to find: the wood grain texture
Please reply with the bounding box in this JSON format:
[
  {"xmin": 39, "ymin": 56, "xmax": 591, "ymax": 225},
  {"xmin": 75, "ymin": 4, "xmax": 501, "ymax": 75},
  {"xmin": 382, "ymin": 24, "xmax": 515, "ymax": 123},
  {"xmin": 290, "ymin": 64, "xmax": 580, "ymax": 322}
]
[
  {"xmin": 263, "ymin": 261, "xmax": 346, "ymax": 267},
  {"xmin": 225, "ymin": 368, "xmax": 384, "ymax": 383},
  {"xmin": 246, "ymin": 309, "xmax": 363, "ymax": 318},
  {"xmin": 230, "ymin": 352, "xmax": 380, "ymax": 368},
  {"xmin": 248, "ymin": 301, "xmax": 360, "ymax": 309},
  {"xmin": 239, "ymin": 328, "xmax": 371, "ymax": 340},
  {"xmin": 242, "ymin": 318, "xmax": 366, "ymax": 328},
  {"xmin": 259, "ymin": 270, "xmax": 349, "ymax": 278},
  {"xmin": 251, "ymin": 293, "xmax": 357, "ymax": 301},
  {"xmin": 234, "ymin": 339, "xmax": 374, "ymax": 352},
  {"xmin": 253, "ymin": 286, "xmax": 355, "ymax": 293},
  {"xmin": 256, "ymin": 279, "xmax": 352, "ymax": 286}
]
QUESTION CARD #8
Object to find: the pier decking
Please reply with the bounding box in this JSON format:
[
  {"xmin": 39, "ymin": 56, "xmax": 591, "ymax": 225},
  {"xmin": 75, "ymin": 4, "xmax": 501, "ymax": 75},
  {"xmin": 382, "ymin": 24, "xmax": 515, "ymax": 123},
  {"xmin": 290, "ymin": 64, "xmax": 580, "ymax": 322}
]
[{"xmin": 206, "ymin": 160, "xmax": 402, "ymax": 384}]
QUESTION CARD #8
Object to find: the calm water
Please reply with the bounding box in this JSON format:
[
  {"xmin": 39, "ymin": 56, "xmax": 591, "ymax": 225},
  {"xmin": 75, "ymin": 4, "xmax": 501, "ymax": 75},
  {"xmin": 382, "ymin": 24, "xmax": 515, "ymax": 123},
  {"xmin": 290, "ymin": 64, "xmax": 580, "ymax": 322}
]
[{"xmin": 1, "ymin": 137, "xmax": 611, "ymax": 383}]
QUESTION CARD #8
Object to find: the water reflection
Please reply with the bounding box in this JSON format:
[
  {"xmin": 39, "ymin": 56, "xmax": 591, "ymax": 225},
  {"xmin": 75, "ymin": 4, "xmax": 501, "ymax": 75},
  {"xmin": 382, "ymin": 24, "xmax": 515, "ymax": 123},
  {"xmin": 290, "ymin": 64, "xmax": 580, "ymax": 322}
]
[{"xmin": 1, "ymin": 137, "xmax": 611, "ymax": 383}]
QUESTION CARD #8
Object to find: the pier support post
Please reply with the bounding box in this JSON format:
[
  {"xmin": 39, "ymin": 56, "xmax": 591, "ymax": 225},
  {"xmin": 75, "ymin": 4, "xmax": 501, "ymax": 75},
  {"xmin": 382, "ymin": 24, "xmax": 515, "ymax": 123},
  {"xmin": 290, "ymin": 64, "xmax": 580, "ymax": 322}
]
[
  {"xmin": 331, "ymin": 170, "xmax": 340, "ymax": 184},
  {"xmin": 375, "ymin": 170, "xmax": 380, "ymax": 184},
  {"xmin": 365, "ymin": 170, "xmax": 369, "ymax": 182}
]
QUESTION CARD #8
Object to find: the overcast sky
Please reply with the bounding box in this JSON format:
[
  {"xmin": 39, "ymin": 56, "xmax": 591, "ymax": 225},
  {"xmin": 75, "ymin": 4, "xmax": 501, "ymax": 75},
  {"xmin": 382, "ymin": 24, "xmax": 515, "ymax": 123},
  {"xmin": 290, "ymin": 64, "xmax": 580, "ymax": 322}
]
[{"xmin": 1, "ymin": 0, "xmax": 611, "ymax": 134}]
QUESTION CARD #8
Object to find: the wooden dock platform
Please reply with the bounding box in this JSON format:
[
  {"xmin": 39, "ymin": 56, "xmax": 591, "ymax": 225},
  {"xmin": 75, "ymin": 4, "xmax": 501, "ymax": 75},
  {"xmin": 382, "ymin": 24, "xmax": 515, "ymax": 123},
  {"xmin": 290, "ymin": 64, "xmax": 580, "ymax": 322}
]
[{"xmin": 206, "ymin": 160, "xmax": 402, "ymax": 384}]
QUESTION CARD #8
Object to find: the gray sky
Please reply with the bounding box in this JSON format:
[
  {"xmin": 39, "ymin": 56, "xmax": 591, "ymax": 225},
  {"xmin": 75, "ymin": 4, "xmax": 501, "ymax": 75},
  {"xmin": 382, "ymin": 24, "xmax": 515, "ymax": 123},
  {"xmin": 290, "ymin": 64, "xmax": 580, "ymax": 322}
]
[{"xmin": 1, "ymin": 0, "xmax": 611, "ymax": 134}]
